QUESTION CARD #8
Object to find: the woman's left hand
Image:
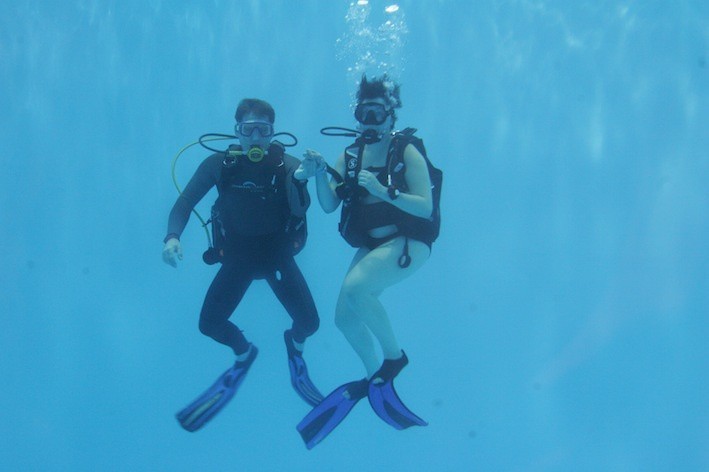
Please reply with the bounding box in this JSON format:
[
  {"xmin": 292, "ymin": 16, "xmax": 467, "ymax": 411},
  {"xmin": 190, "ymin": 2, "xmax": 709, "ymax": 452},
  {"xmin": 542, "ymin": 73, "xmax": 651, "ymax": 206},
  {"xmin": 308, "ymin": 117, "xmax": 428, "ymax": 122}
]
[{"xmin": 357, "ymin": 169, "xmax": 386, "ymax": 197}]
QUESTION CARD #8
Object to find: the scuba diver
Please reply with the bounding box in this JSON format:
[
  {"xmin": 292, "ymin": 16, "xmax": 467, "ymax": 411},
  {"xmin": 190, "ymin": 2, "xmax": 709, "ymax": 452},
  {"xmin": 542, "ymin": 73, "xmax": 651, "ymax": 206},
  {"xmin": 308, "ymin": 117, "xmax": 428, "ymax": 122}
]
[
  {"xmin": 162, "ymin": 98, "xmax": 324, "ymax": 432},
  {"xmin": 293, "ymin": 75, "xmax": 442, "ymax": 448}
]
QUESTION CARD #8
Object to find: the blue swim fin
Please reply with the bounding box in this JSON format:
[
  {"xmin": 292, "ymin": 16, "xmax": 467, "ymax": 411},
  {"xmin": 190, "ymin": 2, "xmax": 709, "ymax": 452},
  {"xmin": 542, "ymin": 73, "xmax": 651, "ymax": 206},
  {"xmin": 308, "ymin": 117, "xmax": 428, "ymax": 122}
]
[
  {"xmin": 176, "ymin": 345, "xmax": 258, "ymax": 432},
  {"xmin": 296, "ymin": 378, "xmax": 368, "ymax": 449},
  {"xmin": 285, "ymin": 330, "xmax": 324, "ymax": 407},
  {"xmin": 367, "ymin": 351, "xmax": 428, "ymax": 430}
]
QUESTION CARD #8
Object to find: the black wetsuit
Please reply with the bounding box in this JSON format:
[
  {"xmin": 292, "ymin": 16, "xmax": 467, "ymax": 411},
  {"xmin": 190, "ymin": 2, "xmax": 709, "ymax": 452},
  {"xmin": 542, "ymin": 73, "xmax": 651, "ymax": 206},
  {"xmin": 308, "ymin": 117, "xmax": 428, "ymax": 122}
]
[{"xmin": 165, "ymin": 151, "xmax": 319, "ymax": 355}]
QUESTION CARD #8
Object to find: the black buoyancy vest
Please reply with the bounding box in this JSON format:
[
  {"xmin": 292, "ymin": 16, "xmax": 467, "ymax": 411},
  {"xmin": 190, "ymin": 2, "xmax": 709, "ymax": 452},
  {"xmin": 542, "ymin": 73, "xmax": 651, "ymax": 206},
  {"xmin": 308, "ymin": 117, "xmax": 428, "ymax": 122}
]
[
  {"xmin": 203, "ymin": 142, "xmax": 308, "ymax": 264},
  {"xmin": 215, "ymin": 143, "xmax": 288, "ymax": 236},
  {"xmin": 338, "ymin": 128, "xmax": 442, "ymax": 248}
]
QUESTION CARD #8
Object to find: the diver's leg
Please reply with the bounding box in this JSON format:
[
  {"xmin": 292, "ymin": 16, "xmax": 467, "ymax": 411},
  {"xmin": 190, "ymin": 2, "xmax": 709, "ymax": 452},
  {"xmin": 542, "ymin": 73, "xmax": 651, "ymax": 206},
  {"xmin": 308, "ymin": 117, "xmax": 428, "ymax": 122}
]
[
  {"xmin": 266, "ymin": 255, "xmax": 319, "ymax": 343},
  {"xmin": 340, "ymin": 237, "xmax": 429, "ymax": 369},
  {"xmin": 199, "ymin": 259, "xmax": 254, "ymax": 355},
  {"xmin": 334, "ymin": 248, "xmax": 382, "ymax": 376},
  {"xmin": 267, "ymin": 256, "xmax": 324, "ymax": 406},
  {"xmin": 335, "ymin": 287, "xmax": 382, "ymax": 376}
]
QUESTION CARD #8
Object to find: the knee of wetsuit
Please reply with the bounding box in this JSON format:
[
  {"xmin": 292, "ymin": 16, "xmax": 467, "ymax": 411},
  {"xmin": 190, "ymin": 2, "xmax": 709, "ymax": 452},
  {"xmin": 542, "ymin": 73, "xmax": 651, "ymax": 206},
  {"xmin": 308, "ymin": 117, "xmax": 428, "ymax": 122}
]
[
  {"xmin": 290, "ymin": 310, "xmax": 320, "ymax": 341},
  {"xmin": 300, "ymin": 315, "xmax": 320, "ymax": 339},
  {"xmin": 198, "ymin": 313, "xmax": 228, "ymax": 338},
  {"xmin": 198, "ymin": 317, "xmax": 214, "ymax": 337}
]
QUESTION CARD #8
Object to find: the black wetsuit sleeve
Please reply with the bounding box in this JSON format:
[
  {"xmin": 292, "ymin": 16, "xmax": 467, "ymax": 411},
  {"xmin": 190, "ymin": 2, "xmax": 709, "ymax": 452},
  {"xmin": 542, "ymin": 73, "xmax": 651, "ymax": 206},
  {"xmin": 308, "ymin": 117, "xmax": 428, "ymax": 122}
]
[
  {"xmin": 283, "ymin": 154, "xmax": 310, "ymax": 218},
  {"xmin": 165, "ymin": 153, "xmax": 222, "ymax": 240}
]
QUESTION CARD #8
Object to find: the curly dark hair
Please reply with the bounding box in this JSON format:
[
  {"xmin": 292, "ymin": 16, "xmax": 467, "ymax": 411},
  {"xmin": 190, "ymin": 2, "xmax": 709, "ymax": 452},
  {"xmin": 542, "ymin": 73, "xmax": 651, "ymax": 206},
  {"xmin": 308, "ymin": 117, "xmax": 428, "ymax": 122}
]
[{"xmin": 356, "ymin": 74, "xmax": 402, "ymax": 122}]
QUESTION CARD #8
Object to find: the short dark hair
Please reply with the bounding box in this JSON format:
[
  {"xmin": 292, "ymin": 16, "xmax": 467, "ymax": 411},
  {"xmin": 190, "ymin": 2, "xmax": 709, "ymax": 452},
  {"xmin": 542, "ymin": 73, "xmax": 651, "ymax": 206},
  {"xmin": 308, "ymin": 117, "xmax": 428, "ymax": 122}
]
[
  {"xmin": 356, "ymin": 74, "xmax": 402, "ymax": 122},
  {"xmin": 235, "ymin": 98, "xmax": 275, "ymax": 123}
]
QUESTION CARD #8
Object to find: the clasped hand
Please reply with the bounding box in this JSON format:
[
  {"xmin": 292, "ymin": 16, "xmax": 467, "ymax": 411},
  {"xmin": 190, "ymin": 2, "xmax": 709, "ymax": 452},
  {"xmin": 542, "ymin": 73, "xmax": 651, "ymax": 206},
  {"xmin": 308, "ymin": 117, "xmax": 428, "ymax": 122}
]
[{"xmin": 296, "ymin": 149, "xmax": 327, "ymax": 180}]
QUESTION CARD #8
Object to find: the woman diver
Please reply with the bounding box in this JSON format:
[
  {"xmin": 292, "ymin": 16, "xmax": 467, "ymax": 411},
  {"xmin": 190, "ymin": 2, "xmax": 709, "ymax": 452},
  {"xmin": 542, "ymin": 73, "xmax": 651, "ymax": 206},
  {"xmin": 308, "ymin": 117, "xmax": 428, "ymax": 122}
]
[{"xmin": 295, "ymin": 74, "xmax": 437, "ymax": 448}]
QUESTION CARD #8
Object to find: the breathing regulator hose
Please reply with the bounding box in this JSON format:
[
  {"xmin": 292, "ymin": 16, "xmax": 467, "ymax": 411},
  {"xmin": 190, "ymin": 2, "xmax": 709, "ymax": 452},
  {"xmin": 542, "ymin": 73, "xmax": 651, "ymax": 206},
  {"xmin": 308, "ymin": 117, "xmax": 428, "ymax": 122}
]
[{"xmin": 170, "ymin": 135, "xmax": 233, "ymax": 246}]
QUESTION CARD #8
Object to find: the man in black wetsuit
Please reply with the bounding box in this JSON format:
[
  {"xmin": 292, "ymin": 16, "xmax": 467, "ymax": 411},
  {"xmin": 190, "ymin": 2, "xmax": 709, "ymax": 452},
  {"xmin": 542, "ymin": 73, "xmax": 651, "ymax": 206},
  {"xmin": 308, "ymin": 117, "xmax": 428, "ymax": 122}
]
[{"xmin": 162, "ymin": 98, "xmax": 323, "ymax": 431}]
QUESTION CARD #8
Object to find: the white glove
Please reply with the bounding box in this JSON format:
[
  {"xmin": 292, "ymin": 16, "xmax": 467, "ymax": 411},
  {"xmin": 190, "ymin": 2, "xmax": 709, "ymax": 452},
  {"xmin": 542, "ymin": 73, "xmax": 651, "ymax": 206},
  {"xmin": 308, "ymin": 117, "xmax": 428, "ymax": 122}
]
[{"xmin": 162, "ymin": 238, "xmax": 183, "ymax": 268}]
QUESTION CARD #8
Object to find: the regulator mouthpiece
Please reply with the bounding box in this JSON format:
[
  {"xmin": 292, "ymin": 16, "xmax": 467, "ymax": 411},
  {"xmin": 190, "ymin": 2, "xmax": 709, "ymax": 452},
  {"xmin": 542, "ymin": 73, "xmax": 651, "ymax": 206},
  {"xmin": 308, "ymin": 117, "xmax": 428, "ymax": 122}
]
[{"xmin": 247, "ymin": 146, "xmax": 265, "ymax": 162}]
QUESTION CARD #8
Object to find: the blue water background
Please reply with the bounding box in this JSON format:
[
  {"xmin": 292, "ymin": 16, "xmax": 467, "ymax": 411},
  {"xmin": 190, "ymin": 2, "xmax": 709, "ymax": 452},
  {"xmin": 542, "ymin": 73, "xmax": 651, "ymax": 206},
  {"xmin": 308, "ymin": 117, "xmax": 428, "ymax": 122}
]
[{"xmin": 1, "ymin": 1, "xmax": 707, "ymax": 470}]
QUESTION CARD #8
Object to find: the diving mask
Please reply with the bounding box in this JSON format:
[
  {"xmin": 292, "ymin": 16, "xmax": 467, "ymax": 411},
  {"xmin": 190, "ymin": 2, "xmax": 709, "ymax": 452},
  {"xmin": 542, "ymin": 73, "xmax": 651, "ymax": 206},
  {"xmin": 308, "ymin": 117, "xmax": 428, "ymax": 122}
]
[
  {"xmin": 354, "ymin": 102, "xmax": 391, "ymax": 125},
  {"xmin": 235, "ymin": 121, "xmax": 274, "ymax": 137}
]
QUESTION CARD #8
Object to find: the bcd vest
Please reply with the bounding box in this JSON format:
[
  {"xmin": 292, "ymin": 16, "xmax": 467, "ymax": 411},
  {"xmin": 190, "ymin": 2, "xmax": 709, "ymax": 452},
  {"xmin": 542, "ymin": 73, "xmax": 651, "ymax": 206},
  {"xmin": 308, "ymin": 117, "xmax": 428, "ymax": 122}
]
[
  {"xmin": 337, "ymin": 128, "xmax": 442, "ymax": 253},
  {"xmin": 203, "ymin": 142, "xmax": 307, "ymax": 264}
]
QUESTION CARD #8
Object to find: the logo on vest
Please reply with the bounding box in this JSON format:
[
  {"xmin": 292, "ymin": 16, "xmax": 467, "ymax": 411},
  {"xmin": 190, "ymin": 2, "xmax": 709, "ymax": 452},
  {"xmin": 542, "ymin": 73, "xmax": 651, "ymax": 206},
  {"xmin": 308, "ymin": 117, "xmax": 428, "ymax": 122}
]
[{"xmin": 230, "ymin": 181, "xmax": 267, "ymax": 192}]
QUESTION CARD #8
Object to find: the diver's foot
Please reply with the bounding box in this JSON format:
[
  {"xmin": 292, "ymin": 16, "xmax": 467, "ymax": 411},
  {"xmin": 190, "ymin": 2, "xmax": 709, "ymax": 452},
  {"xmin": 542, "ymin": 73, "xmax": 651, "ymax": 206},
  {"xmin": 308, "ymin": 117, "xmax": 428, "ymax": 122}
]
[
  {"xmin": 284, "ymin": 329, "xmax": 305, "ymax": 353},
  {"xmin": 371, "ymin": 351, "xmax": 408, "ymax": 385},
  {"xmin": 176, "ymin": 345, "xmax": 258, "ymax": 432},
  {"xmin": 343, "ymin": 378, "xmax": 369, "ymax": 400},
  {"xmin": 285, "ymin": 330, "xmax": 324, "ymax": 406},
  {"xmin": 367, "ymin": 351, "xmax": 427, "ymax": 430},
  {"xmin": 234, "ymin": 343, "xmax": 255, "ymax": 364}
]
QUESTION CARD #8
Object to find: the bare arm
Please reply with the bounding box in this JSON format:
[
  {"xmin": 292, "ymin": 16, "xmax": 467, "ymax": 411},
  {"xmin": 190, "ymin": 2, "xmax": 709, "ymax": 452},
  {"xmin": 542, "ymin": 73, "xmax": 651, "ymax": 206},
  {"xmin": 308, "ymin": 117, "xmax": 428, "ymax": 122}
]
[{"xmin": 303, "ymin": 149, "xmax": 345, "ymax": 214}]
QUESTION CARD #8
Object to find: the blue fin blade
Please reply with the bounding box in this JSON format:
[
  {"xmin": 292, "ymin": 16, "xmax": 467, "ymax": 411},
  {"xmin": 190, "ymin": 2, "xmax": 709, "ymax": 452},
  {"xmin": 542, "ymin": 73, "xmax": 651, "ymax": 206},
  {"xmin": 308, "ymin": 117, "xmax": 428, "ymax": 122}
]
[
  {"xmin": 288, "ymin": 354, "xmax": 325, "ymax": 406},
  {"xmin": 296, "ymin": 379, "xmax": 367, "ymax": 449},
  {"xmin": 368, "ymin": 380, "xmax": 427, "ymax": 430},
  {"xmin": 176, "ymin": 346, "xmax": 258, "ymax": 432}
]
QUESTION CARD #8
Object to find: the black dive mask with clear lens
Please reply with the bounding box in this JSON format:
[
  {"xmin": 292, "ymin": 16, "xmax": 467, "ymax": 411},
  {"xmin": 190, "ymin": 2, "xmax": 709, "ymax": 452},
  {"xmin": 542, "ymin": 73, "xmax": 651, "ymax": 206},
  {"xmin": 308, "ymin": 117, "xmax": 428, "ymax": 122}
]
[
  {"xmin": 235, "ymin": 121, "xmax": 274, "ymax": 137},
  {"xmin": 354, "ymin": 102, "xmax": 390, "ymax": 125}
]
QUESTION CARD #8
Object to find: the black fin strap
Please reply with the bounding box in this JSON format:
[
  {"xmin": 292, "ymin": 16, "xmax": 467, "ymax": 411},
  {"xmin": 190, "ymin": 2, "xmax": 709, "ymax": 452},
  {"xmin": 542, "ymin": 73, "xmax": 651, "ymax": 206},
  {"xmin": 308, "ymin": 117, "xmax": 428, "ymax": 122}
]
[
  {"xmin": 372, "ymin": 351, "xmax": 409, "ymax": 382},
  {"xmin": 398, "ymin": 237, "xmax": 411, "ymax": 268}
]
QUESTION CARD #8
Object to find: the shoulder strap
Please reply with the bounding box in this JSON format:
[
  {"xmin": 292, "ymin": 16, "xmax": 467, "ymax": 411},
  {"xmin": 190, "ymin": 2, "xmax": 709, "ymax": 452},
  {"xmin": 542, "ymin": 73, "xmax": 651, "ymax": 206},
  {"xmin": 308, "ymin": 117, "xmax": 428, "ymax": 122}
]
[
  {"xmin": 268, "ymin": 140, "xmax": 285, "ymax": 160},
  {"xmin": 223, "ymin": 144, "xmax": 242, "ymax": 165},
  {"xmin": 268, "ymin": 140, "xmax": 286, "ymax": 168},
  {"xmin": 343, "ymin": 141, "xmax": 363, "ymax": 182},
  {"xmin": 217, "ymin": 144, "xmax": 242, "ymax": 192},
  {"xmin": 333, "ymin": 140, "xmax": 365, "ymax": 203},
  {"xmin": 386, "ymin": 129, "xmax": 419, "ymax": 185},
  {"xmin": 400, "ymin": 127, "xmax": 418, "ymax": 137},
  {"xmin": 389, "ymin": 127, "xmax": 419, "ymax": 159}
]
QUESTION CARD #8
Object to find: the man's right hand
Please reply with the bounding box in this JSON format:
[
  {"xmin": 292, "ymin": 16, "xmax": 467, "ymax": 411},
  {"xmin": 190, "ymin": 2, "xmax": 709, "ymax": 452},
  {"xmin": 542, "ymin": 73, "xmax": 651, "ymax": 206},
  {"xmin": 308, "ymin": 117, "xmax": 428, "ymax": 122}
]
[{"xmin": 162, "ymin": 238, "xmax": 183, "ymax": 268}]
